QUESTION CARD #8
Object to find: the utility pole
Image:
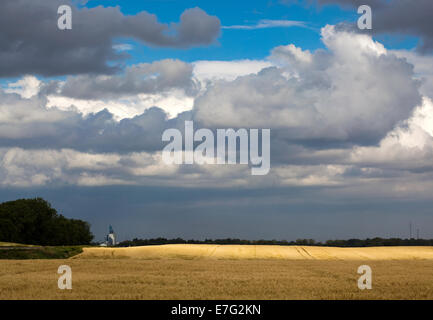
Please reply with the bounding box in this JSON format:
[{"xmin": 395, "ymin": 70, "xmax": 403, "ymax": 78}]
[
  {"xmin": 410, "ymin": 222, "xmax": 412, "ymax": 239},
  {"xmin": 417, "ymin": 229, "xmax": 420, "ymax": 240}
]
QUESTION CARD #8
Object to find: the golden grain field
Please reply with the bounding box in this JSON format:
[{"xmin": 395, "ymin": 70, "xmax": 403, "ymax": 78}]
[
  {"xmin": 78, "ymin": 244, "xmax": 433, "ymax": 260},
  {"xmin": 1, "ymin": 245, "xmax": 433, "ymax": 300}
]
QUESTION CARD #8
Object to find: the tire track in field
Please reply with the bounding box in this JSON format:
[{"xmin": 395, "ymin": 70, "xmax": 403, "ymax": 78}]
[
  {"xmin": 312, "ymin": 247, "xmax": 341, "ymax": 260},
  {"xmin": 300, "ymin": 246, "xmax": 315, "ymax": 259},
  {"xmin": 207, "ymin": 245, "xmax": 221, "ymax": 258},
  {"xmin": 294, "ymin": 246, "xmax": 314, "ymax": 260}
]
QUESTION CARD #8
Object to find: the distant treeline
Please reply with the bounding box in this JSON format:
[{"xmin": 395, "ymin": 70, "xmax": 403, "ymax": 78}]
[
  {"xmin": 117, "ymin": 237, "xmax": 433, "ymax": 248},
  {"xmin": 0, "ymin": 198, "xmax": 93, "ymax": 246}
]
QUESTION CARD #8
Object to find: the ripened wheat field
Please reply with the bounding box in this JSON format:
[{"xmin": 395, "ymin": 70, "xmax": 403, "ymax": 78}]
[
  {"xmin": 1, "ymin": 245, "xmax": 433, "ymax": 300},
  {"xmin": 78, "ymin": 244, "xmax": 433, "ymax": 260}
]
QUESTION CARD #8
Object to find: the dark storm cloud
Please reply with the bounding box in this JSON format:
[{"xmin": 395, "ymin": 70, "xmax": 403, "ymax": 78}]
[
  {"xmin": 317, "ymin": 0, "xmax": 433, "ymax": 53},
  {"xmin": 0, "ymin": 0, "xmax": 220, "ymax": 77},
  {"xmin": 3, "ymin": 185, "xmax": 433, "ymax": 242}
]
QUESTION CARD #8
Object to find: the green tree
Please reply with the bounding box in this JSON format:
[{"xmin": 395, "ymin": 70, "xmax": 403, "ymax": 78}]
[{"xmin": 0, "ymin": 198, "xmax": 93, "ymax": 245}]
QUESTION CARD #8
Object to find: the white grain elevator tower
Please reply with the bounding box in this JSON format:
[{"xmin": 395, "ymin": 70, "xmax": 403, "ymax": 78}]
[{"xmin": 106, "ymin": 225, "xmax": 116, "ymax": 246}]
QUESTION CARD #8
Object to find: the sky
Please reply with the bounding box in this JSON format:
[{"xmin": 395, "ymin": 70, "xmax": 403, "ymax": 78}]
[{"xmin": 1, "ymin": 0, "xmax": 433, "ymax": 242}]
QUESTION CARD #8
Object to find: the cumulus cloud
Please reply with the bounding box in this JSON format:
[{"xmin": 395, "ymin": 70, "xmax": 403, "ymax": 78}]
[
  {"xmin": 0, "ymin": 57, "xmax": 277, "ymax": 153},
  {"xmin": 0, "ymin": 0, "xmax": 220, "ymax": 77},
  {"xmin": 50, "ymin": 59, "xmax": 199, "ymax": 100},
  {"xmin": 0, "ymin": 145, "xmax": 353, "ymax": 188},
  {"xmin": 42, "ymin": 59, "xmax": 271, "ymax": 119},
  {"xmin": 0, "ymin": 27, "xmax": 423, "ymax": 153},
  {"xmin": 193, "ymin": 25, "xmax": 421, "ymax": 146},
  {"xmin": 0, "ymin": 25, "xmax": 432, "ymax": 194},
  {"xmin": 46, "ymin": 89, "xmax": 195, "ymax": 120},
  {"xmin": 350, "ymin": 97, "xmax": 433, "ymax": 171},
  {"xmin": 270, "ymin": 44, "xmax": 313, "ymax": 65},
  {"xmin": 0, "ymin": 148, "xmax": 177, "ymax": 187},
  {"xmin": 4, "ymin": 76, "xmax": 42, "ymax": 99},
  {"xmin": 391, "ymin": 50, "xmax": 433, "ymax": 98},
  {"xmin": 193, "ymin": 60, "xmax": 273, "ymax": 82},
  {"xmin": 0, "ymin": 89, "xmax": 181, "ymax": 153}
]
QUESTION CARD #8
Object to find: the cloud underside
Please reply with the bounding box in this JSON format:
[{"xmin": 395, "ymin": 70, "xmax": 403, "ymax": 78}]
[
  {"xmin": 0, "ymin": 0, "xmax": 220, "ymax": 77},
  {"xmin": 1, "ymin": 24, "xmax": 433, "ymax": 198}
]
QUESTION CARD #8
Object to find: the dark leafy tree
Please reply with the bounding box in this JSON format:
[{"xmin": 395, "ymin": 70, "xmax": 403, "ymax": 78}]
[{"xmin": 0, "ymin": 198, "xmax": 93, "ymax": 245}]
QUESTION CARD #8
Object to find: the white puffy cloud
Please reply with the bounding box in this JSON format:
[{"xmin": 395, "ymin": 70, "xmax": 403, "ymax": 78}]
[
  {"xmin": 47, "ymin": 89, "xmax": 194, "ymax": 120},
  {"xmin": 350, "ymin": 97, "xmax": 433, "ymax": 171},
  {"xmin": 269, "ymin": 44, "xmax": 313, "ymax": 66},
  {"xmin": 193, "ymin": 60, "xmax": 273, "ymax": 82},
  {"xmin": 193, "ymin": 25, "xmax": 421, "ymax": 145},
  {"xmin": 0, "ymin": 148, "xmax": 178, "ymax": 187},
  {"xmin": 44, "ymin": 59, "xmax": 272, "ymax": 119},
  {"xmin": 0, "ymin": 146, "xmax": 350, "ymax": 188},
  {"xmin": 3, "ymin": 76, "xmax": 41, "ymax": 99}
]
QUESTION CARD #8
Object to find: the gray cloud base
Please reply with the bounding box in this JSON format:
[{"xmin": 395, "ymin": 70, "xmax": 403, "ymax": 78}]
[
  {"xmin": 49, "ymin": 59, "xmax": 200, "ymax": 100},
  {"xmin": 0, "ymin": 0, "xmax": 220, "ymax": 77},
  {"xmin": 0, "ymin": 27, "xmax": 422, "ymax": 162}
]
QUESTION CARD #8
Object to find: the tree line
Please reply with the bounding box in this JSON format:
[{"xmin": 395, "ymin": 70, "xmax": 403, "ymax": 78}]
[
  {"xmin": 117, "ymin": 237, "xmax": 433, "ymax": 247},
  {"xmin": 0, "ymin": 198, "xmax": 93, "ymax": 246}
]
